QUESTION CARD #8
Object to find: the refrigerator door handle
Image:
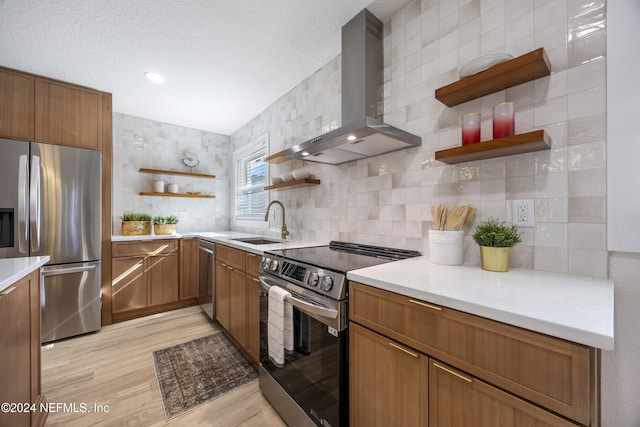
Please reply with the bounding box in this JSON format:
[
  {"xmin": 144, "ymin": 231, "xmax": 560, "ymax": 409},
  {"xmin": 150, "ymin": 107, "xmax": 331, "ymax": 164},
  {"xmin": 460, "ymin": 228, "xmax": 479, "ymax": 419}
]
[
  {"xmin": 18, "ymin": 155, "xmax": 29, "ymax": 254},
  {"xmin": 30, "ymin": 155, "xmax": 41, "ymax": 252},
  {"xmin": 41, "ymin": 265, "xmax": 97, "ymax": 277}
]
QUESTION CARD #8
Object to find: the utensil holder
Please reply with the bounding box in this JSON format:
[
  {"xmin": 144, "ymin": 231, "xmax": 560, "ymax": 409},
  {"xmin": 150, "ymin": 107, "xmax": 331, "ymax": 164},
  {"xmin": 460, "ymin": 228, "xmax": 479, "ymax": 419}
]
[{"xmin": 429, "ymin": 230, "xmax": 464, "ymax": 265}]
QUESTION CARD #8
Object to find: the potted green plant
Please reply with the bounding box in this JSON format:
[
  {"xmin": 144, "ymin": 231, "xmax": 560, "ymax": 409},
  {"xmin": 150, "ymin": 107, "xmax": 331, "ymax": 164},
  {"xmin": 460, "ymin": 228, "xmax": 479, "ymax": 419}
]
[
  {"xmin": 472, "ymin": 217, "xmax": 522, "ymax": 272},
  {"xmin": 153, "ymin": 215, "xmax": 179, "ymax": 235},
  {"xmin": 121, "ymin": 212, "xmax": 152, "ymax": 236}
]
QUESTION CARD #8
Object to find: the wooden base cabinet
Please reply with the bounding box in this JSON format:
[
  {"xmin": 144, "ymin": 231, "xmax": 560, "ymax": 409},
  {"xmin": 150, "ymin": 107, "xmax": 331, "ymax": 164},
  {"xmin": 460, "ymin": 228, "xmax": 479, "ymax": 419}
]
[
  {"xmin": 350, "ymin": 323, "xmax": 428, "ymax": 427},
  {"xmin": 349, "ymin": 282, "xmax": 600, "ymax": 427},
  {"xmin": 0, "ymin": 269, "xmax": 46, "ymax": 427},
  {"xmin": 215, "ymin": 244, "xmax": 261, "ymax": 364},
  {"xmin": 180, "ymin": 238, "xmax": 198, "ymax": 300},
  {"xmin": 111, "ymin": 240, "xmax": 183, "ymax": 322}
]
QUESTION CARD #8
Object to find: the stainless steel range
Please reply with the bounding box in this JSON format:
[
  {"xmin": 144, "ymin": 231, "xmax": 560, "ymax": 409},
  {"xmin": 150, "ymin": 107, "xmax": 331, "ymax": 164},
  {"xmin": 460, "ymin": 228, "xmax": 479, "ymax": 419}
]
[{"xmin": 259, "ymin": 241, "xmax": 421, "ymax": 427}]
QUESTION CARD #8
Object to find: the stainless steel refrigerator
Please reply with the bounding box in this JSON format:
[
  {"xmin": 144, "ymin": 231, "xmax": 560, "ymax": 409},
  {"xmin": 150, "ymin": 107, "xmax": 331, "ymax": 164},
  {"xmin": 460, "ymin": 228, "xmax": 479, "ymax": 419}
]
[{"xmin": 0, "ymin": 138, "xmax": 102, "ymax": 343}]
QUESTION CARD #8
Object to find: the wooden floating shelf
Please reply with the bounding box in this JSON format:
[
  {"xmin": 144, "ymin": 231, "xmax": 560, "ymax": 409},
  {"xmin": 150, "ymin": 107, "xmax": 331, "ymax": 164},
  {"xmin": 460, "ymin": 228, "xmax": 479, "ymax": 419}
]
[
  {"xmin": 435, "ymin": 48, "xmax": 551, "ymax": 107},
  {"xmin": 264, "ymin": 178, "xmax": 320, "ymax": 191},
  {"xmin": 434, "ymin": 130, "xmax": 551, "ymax": 164},
  {"xmin": 265, "ymin": 150, "xmax": 291, "ymax": 164},
  {"xmin": 139, "ymin": 168, "xmax": 216, "ymax": 179},
  {"xmin": 140, "ymin": 192, "xmax": 216, "ymax": 199}
]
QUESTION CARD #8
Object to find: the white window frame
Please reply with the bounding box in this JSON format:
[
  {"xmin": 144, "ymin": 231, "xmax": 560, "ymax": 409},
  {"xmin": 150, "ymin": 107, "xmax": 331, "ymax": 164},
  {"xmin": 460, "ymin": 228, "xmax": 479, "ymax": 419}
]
[{"xmin": 232, "ymin": 133, "xmax": 269, "ymax": 227}]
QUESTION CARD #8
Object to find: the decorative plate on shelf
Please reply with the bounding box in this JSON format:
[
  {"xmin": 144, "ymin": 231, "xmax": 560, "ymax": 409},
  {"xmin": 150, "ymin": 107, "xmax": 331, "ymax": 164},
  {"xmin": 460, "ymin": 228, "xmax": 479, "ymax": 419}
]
[
  {"xmin": 182, "ymin": 152, "xmax": 200, "ymax": 169},
  {"xmin": 458, "ymin": 52, "xmax": 513, "ymax": 79}
]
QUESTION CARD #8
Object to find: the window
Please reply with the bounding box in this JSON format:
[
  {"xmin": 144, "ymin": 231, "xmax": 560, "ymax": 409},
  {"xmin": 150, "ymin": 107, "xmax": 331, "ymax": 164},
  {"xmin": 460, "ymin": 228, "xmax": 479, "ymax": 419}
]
[{"xmin": 234, "ymin": 134, "xmax": 268, "ymax": 220}]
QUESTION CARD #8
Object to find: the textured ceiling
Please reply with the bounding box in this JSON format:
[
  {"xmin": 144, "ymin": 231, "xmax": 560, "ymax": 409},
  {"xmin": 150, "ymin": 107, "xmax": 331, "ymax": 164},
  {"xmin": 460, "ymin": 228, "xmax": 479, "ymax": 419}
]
[{"xmin": 0, "ymin": 0, "xmax": 411, "ymax": 135}]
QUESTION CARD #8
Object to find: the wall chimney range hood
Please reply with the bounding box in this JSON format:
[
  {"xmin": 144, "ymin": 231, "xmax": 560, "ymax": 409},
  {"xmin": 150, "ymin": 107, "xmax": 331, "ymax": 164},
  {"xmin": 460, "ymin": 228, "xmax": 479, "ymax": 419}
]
[{"xmin": 283, "ymin": 9, "xmax": 421, "ymax": 165}]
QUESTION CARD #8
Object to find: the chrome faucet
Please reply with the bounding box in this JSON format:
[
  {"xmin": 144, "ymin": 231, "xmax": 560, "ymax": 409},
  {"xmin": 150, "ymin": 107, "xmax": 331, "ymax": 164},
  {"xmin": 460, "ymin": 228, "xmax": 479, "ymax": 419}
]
[{"xmin": 265, "ymin": 200, "xmax": 290, "ymax": 240}]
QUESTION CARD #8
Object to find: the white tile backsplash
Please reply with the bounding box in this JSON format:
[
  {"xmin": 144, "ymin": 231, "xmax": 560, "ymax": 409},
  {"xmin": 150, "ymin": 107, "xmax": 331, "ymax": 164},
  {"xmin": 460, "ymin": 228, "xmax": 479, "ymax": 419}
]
[
  {"xmin": 112, "ymin": 113, "xmax": 231, "ymax": 234},
  {"xmin": 225, "ymin": 0, "xmax": 609, "ymax": 277}
]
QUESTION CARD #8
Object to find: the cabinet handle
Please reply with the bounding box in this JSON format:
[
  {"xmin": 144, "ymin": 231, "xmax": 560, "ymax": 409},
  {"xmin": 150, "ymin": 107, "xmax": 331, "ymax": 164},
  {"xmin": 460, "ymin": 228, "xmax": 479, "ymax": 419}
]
[
  {"xmin": 226, "ymin": 266, "xmax": 233, "ymax": 270},
  {"xmin": 251, "ymin": 277, "xmax": 260, "ymax": 283},
  {"xmin": 0, "ymin": 286, "xmax": 16, "ymax": 296},
  {"xmin": 433, "ymin": 362, "xmax": 472, "ymax": 383},
  {"xmin": 247, "ymin": 253, "xmax": 257, "ymax": 257},
  {"xmin": 409, "ymin": 299, "xmax": 442, "ymax": 311},
  {"xmin": 388, "ymin": 342, "xmax": 418, "ymax": 358},
  {"xmin": 220, "ymin": 262, "xmax": 228, "ymax": 267}
]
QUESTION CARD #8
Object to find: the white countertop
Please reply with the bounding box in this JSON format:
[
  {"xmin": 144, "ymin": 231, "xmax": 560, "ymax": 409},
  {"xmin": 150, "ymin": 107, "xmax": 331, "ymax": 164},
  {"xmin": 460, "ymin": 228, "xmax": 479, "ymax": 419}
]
[
  {"xmin": 112, "ymin": 231, "xmax": 327, "ymax": 255},
  {"xmin": 347, "ymin": 257, "xmax": 614, "ymax": 350},
  {"xmin": 0, "ymin": 256, "xmax": 50, "ymax": 293}
]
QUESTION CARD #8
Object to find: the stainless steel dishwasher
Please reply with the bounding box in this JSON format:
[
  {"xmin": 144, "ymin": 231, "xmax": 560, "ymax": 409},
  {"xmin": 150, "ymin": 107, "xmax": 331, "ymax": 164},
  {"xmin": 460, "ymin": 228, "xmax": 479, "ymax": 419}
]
[{"xmin": 198, "ymin": 239, "xmax": 215, "ymax": 319}]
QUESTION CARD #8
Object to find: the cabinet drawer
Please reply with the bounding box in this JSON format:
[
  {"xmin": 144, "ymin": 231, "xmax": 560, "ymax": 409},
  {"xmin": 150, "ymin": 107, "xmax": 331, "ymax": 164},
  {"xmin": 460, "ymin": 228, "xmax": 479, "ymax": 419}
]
[
  {"xmin": 245, "ymin": 252, "xmax": 261, "ymax": 277},
  {"xmin": 217, "ymin": 244, "xmax": 245, "ymax": 270},
  {"xmin": 349, "ymin": 282, "xmax": 595, "ymax": 425},
  {"xmin": 112, "ymin": 240, "xmax": 178, "ymax": 257},
  {"xmin": 429, "ymin": 359, "xmax": 580, "ymax": 427}
]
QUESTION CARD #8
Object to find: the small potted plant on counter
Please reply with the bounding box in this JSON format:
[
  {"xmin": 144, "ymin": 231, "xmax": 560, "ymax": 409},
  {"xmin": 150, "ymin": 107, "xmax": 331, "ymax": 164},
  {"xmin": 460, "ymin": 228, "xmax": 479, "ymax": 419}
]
[
  {"xmin": 121, "ymin": 212, "xmax": 152, "ymax": 236},
  {"xmin": 472, "ymin": 217, "xmax": 522, "ymax": 272},
  {"xmin": 153, "ymin": 215, "xmax": 179, "ymax": 235}
]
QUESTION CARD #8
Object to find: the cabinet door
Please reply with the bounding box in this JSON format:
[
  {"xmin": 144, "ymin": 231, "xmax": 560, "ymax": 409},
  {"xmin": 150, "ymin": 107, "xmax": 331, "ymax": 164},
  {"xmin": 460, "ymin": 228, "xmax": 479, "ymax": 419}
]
[
  {"xmin": 350, "ymin": 323, "xmax": 428, "ymax": 427},
  {"xmin": 112, "ymin": 256, "xmax": 147, "ymax": 313},
  {"xmin": 0, "ymin": 271, "xmax": 37, "ymax": 427},
  {"xmin": 429, "ymin": 359, "xmax": 579, "ymax": 427},
  {"xmin": 180, "ymin": 238, "xmax": 198, "ymax": 300},
  {"xmin": 215, "ymin": 260, "xmax": 231, "ymax": 330},
  {"xmin": 228, "ymin": 267, "xmax": 247, "ymax": 345},
  {"xmin": 0, "ymin": 67, "xmax": 34, "ymax": 141},
  {"xmin": 245, "ymin": 275, "xmax": 260, "ymax": 364},
  {"xmin": 148, "ymin": 253, "xmax": 179, "ymax": 306},
  {"xmin": 35, "ymin": 78, "xmax": 102, "ymax": 149}
]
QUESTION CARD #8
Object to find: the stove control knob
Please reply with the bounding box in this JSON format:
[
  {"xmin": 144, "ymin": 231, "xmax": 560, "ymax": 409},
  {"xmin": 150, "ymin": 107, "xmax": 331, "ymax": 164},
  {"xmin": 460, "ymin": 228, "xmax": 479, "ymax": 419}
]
[
  {"xmin": 261, "ymin": 258, "xmax": 270, "ymax": 269},
  {"xmin": 308, "ymin": 272, "xmax": 319, "ymax": 286},
  {"xmin": 320, "ymin": 275, "xmax": 333, "ymax": 292},
  {"xmin": 270, "ymin": 260, "xmax": 279, "ymax": 271}
]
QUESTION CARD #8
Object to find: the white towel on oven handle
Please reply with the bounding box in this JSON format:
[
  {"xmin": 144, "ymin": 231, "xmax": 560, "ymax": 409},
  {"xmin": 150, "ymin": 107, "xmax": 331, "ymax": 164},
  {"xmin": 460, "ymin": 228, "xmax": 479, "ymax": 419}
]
[{"xmin": 268, "ymin": 286, "xmax": 293, "ymax": 367}]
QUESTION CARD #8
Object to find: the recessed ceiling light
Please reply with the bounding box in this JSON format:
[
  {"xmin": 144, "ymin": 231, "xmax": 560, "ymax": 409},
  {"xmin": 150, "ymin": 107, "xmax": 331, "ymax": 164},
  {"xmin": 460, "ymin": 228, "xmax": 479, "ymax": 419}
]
[
  {"xmin": 301, "ymin": 151, "xmax": 309, "ymax": 156},
  {"xmin": 144, "ymin": 72, "xmax": 165, "ymax": 84},
  {"xmin": 347, "ymin": 135, "xmax": 357, "ymax": 141}
]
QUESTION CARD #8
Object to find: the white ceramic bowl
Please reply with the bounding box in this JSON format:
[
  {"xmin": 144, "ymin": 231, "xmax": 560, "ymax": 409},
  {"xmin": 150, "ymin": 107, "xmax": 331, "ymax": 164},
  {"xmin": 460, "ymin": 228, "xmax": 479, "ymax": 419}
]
[
  {"xmin": 281, "ymin": 172, "xmax": 294, "ymax": 182},
  {"xmin": 271, "ymin": 176, "xmax": 284, "ymax": 184}
]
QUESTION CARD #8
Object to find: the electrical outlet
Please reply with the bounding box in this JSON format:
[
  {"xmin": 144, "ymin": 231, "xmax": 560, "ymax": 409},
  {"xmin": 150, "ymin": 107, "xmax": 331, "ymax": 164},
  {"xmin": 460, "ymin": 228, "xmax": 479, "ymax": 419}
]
[{"xmin": 512, "ymin": 199, "xmax": 535, "ymax": 227}]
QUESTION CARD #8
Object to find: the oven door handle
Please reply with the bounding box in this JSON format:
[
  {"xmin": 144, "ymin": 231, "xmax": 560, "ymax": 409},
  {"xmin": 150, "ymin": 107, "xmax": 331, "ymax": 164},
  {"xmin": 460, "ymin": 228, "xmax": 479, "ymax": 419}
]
[{"xmin": 259, "ymin": 276, "xmax": 338, "ymax": 319}]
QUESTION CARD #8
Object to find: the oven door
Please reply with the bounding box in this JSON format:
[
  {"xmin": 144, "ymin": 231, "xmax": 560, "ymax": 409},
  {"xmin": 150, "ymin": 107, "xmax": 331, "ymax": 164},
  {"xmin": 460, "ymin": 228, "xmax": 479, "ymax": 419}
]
[{"xmin": 259, "ymin": 275, "xmax": 348, "ymax": 427}]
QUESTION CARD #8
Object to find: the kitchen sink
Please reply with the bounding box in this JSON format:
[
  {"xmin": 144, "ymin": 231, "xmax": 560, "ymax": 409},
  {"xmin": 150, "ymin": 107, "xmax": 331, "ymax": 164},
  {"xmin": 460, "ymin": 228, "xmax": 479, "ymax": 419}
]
[{"xmin": 230, "ymin": 237, "xmax": 282, "ymax": 245}]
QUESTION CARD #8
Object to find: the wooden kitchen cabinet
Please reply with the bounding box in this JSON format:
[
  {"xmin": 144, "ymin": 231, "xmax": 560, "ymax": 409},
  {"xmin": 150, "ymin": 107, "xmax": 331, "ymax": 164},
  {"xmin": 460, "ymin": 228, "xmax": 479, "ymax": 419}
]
[
  {"xmin": 349, "ymin": 282, "xmax": 599, "ymax": 426},
  {"xmin": 350, "ymin": 323, "xmax": 428, "ymax": 427},
  {"xmin": 0, "ymin": 269, "xmax": 46, "ymax": 427},
  {"xmin": 215, "ymin": 258, "xmax": 231, "ymax": 330},
  {"xmin": 429, "ymin": 359, "xmax": 579, "ymax": 427},
  {"xmin": 245, "ymin": 252, "xmax": 261, "ymax": 363},
  {"xmin": 111, "ymin": 256, "xmax": 147, "ymax": 312},
  {"xmin": 180, "ymin": 238, "xmax": 199, "ymax": 300},
  {"xmin": 0, "ymin": 66, "xmax": 35, "ymax": 141},
  {"xmin": 148, "ymin": 253, "xmax": 179, "ymax": 306},
  {"xmin": 215, "ymin": 244, "xmax": 261, "ymax": 364},
  {"xmin": 111, "ymin": 239, "xmax": 187, "ymax": 322},
  {"xmin": 34, "ymin": 77, "xmax": 103, "ymax": 149}
]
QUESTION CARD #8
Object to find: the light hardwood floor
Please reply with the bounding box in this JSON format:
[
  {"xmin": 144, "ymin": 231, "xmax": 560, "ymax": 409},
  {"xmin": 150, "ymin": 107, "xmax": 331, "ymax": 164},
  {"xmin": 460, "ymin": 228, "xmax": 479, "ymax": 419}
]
[{"xmin": 41, "ymin": 306, "xmax": 287, "ymax": 426}]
